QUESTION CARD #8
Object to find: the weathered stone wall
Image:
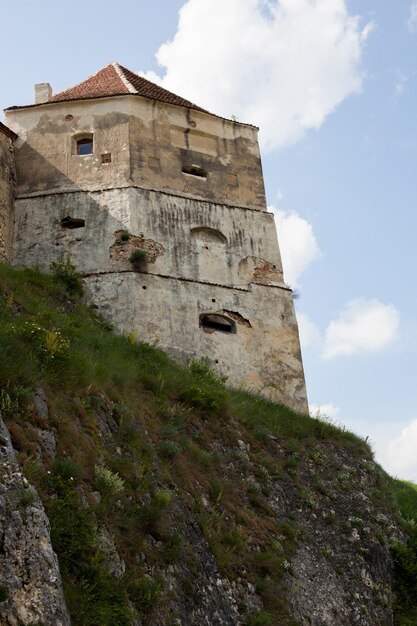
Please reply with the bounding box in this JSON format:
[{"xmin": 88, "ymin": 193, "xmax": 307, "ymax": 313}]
[
  {"xmin": 6, "ymin": 99, "xmax": 131, "ymax": 196},
  {"xmin": 12, "ymin": 187, "xmax": 306, "ymax": 412},
  {"xmin": 12, "ymin": 188, "xmax": 284, "ymax": 284},
  {"xmin": 84, "ymin": 274, "xmax": 307, "ymax": 412},
  {"xmin": 6, "ymin": 96, "xmax": 265, "ymax": 210},
  {"xmin": 0, "ymin": 128, "xmax": 15, "ymax": 262},
  {"xmin": 6, "ymin": 94, "xmax": 308, "ymax": 413}
]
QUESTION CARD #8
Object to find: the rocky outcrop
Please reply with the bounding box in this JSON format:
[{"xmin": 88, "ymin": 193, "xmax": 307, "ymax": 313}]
[
  {"xmin": 0, "ymin": 415, "xmax": 70, "ymax": 626},
  {"xmin": 276, "ymin": 447, "xmax": 403, "ymax": 626},
  {"xmin": 150, "ymin": 498, "xmax": 261, "ymax": 625}
]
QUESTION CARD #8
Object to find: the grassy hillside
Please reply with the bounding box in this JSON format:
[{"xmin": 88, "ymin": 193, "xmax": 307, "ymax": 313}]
[
  {"xmin": 388, "ymin": 478, "xmax": 417, "ymax": 625},
  {"xmin": 0, "ymin": 261, "xmax": 416, "ymax": 626}
]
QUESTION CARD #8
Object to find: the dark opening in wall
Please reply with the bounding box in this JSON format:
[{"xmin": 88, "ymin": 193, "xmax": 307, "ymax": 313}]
[
  {"xmin": 182, "ymin": 165, "xmax": 207, "ymax": 178},
  {"xmin": 200, "ymin": 314, "xmax": 236, "ymax": 334},
  {"xmin": 60, "ymin": 216, "xmax": 85, "ymax": 229},
  {"xmin": 75, "ymin": 136, "xmax": 93, "ymax": 155}
]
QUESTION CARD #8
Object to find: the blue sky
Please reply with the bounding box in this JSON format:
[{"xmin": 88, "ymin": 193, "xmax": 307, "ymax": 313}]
[{"xmin": 1, "ymin": 0, "xmax": 416, "ymax": 479}]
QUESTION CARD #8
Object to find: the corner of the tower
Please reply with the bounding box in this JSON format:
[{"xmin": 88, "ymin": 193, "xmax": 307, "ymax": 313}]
[{"xmin": 0, "ymin": 122, "xmax": 17, "ymax": 263}]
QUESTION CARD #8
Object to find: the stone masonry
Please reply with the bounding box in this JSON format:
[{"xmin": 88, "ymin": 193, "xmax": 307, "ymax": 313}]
[
  {"xmin": 3, "ymin": 62, "xmax": 308, "ymax": 413},
  {"xmin": 0, "ymin": 123, "xmax": 16, "ymax": 262}
]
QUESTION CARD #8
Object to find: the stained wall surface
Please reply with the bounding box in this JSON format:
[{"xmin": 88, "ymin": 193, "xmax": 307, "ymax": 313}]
[
  {"xmin": 0, "ymin": 129, "xmax": 15, "ymax": 262},
  {"xmin": 12, "ymin": 188, "xmax": 284, "ymax": 285},
  {"xmin": 6, "ymin": 93, "xmax": 308, "ymax": 413},
  {"xmin": 84, "ymin": 274, "xmax": 308, "ymax": 413},
  {"xmin": 6, "ymin": 96, "xmax": 266, "ymax": 210}
]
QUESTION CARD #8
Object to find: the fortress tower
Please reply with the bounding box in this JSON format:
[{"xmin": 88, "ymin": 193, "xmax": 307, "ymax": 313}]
[
  {"xmin": 4, "ymin": 62, "xmax": 308, "ymax": 413},
  {"xmin": 0, "ymin": 122, "xmax": 16, "ymax": 262}
]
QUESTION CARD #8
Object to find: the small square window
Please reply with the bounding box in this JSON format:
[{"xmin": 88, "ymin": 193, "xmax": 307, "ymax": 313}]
[{"xmin": 76, "ymin": 137, "xmax": 93, "ymax": 155}]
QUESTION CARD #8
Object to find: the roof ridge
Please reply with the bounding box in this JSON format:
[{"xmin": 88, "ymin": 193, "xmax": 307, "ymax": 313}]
[
  {"xmin": 51, "ymin": 63, "xmax": 116, "ymax": 99},
  {"xmin": 112, "ymin": 62, "xmax": 137, "ymax": 95},
  {"xmin": 118, "ymin": 64, "xmax": 164, "ymax": 92},
  {"xmin": 117, "ymin": 64, "xmax": 208, "ymax": 113}
]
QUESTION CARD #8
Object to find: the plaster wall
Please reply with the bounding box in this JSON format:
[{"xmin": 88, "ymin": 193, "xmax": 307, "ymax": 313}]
[
  {"xmin": 6, "ymin": 96, "xmax": 265, "ymax": 210},
  {"xmin": 5, "ymin": 99, "xmax": 131, "ymax": 196},
  {"xmin": 0, "ymin": 131, "xmax": 15, "ymax": 262},
  {"xmin": 83, "ymin": 272, "xmax": 308, "ymax": 413},
  {"xmin": 6, "ymin": 93, "xmax": 307, "ymax": 413},
  {"xmin": 128, "ymin": 98, "xmax": 266, "ymax": 209},
  {"xmin": 13, "ymin": 188, "xmax": 284, "ymax": 287}
]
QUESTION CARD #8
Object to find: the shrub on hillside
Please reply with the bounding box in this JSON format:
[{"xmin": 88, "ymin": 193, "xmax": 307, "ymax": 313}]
[{"xmin": 49, "ymin": 256, "xmax": 83, "ymax": 295}]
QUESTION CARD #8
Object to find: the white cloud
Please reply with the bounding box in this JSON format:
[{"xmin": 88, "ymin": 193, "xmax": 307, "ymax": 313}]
[
  {"xmin": 270, "ymin": 208, "xmax": 322, "ymax": 287},
  {"xmin": 395, "ymin": 70, "xmax": 408, "ymax": 97},
  {"xmin": 361, "ymin": 21, "xmax": 376, "ymax": 42},
  {"xmin": 323, "ymin": 298, "xmax": 400, "ymax": 359},
  {"xmin": 393, "ymin": 69, "xmax": 416, "ymax": 98},
  {"xmin": 297, "ymin": 312, "xmax": 322, "ymax": 350},
  {"xmin": 143, "ymin": 0, "xmax": 371, "ymax": 151},
  {"xmin": 310, "ymin": 402, "xmax": 341, "ymax": 420},
  {"xmin": 387, "ymin": 419, "xmax": 417, "ymax": 481},
  {"xmin": 329, "ymin": 415, "xmax": 417, "ymax": 481},
  {"xmin": 408, "ymin": 0, "xmax": 417, "ymax": 32}
]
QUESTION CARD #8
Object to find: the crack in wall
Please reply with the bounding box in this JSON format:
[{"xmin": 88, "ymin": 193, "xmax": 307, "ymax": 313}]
[{"xmin": 81, "ymin": 269, "xmax": 293, "ymax": 293}]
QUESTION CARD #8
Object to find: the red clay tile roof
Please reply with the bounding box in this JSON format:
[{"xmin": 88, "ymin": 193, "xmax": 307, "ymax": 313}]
[
  {"xmin": 0, "ymin": 122, "xmax": 17, "ymax": 140},
  {"xmin": 5, "ymin": 62, "xmax": 257, "ymax": 128},
  {"xmin": 50, "ymin": 62, "xmax": 208, "ymax": 113}
]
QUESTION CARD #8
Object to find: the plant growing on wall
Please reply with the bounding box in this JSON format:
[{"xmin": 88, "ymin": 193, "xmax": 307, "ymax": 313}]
[{"xmin": 129, "ymin": 248, "xmax": 148, "ymax": 270}]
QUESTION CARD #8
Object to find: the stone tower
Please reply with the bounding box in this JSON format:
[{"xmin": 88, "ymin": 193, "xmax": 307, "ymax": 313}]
[
  {"xmin": 0, "ymin": 122, "xmax": 16, "ymax": 262},
  {"xmin": 4, "ymin": 62, "xmax": 308, "ymax": 413}
]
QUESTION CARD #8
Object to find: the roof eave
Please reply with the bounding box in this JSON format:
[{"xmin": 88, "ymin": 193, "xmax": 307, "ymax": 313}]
[
  {"xmin": 4, "ymin": 93, "xmax": 259, "ymax": 130},
  {"xmin": 0, "ymin": 122, "xmax": 17, "ymax": 141}
]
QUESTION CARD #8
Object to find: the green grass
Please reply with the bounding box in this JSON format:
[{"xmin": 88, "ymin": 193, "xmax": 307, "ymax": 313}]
[
  {"xmin": 0, "ymin": 262, "xmax": 367, "ymax": 455},
  {"xmin": 129, "ymin": 248, "xmax": 147, "ymax": 266},
  {"xmin": 0, "ymin": 585, "xmax": 7, "ymax": 602},
  {"xmin": 229, "ymin": 391, "xmax": 371, "ymax": 456},
  {"xmin": 385, "ymin": 475, "xmax": 417, "ymax": 625},
  {"xmin": 388, "ymin": 477, "xmax": 417, "ymax": 523},
  {"xmin": 0, "ymin": 261, "xmax": 411, "ymax": 626}
]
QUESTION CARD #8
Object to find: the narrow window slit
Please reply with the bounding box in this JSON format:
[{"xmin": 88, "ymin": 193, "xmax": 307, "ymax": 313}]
[
  {"xmin": 182, "ymin": 165, "xmax": 207, "ymax": 178},
  {"xmin": 60, "ymin": 216, "xmax": 85, "ymax": 229}
]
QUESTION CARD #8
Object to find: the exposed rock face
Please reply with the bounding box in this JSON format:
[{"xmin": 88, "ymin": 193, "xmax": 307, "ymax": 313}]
[
  {"xmin": 0, "ymin": 415, "xmax": 70, "ymax": 626},
  {"xmin": 1, "ymin": 390, "xmax": 403, "ymax": 626},
  {"xmin": 150, "ymin": 499, "xmax": 261, "ymax": 625},
  {"xmin": 267, "ymin": 445, "xmax": 402, "ymax": 626}
]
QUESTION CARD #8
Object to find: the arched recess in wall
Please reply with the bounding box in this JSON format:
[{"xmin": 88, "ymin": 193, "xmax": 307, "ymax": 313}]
[
  {"xmin": 190, "ymin": 227, "xmax": 229, "ymax": 283},
  {"xmin": 200, "ymin": 313, "xmax": 236, "ymax": 334},
  {"xmin": 191, "ymin": 227, "xmax": 227, "ymax": 244}
]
